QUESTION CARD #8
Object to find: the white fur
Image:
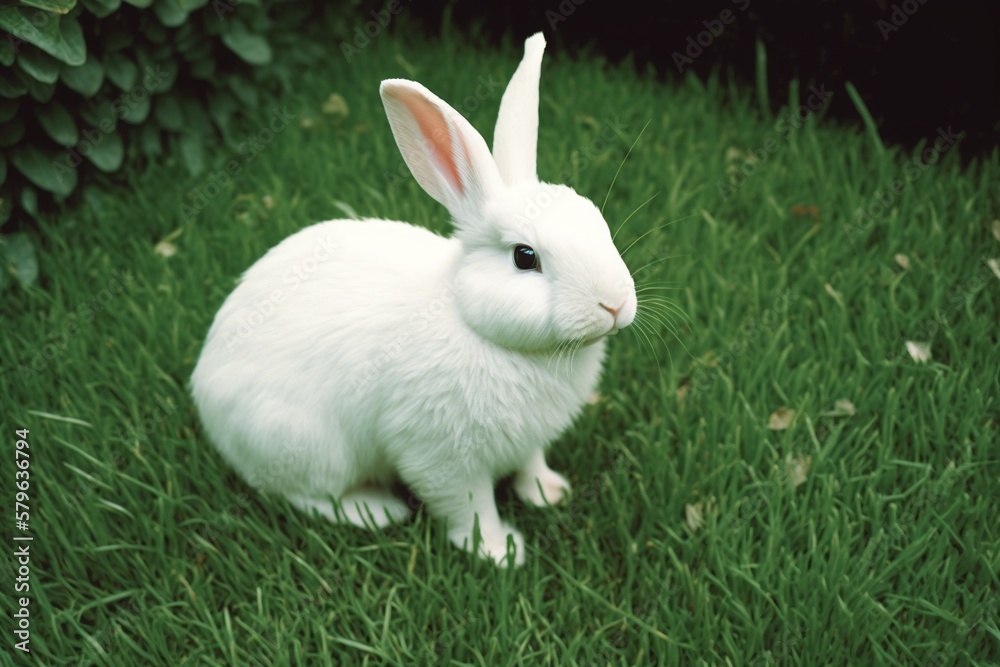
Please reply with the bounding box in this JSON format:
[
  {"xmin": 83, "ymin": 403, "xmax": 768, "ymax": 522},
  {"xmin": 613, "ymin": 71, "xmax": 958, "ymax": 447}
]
[{"xmin": 191, "ymin": 33, "xmax": 637, "ymax": 566}]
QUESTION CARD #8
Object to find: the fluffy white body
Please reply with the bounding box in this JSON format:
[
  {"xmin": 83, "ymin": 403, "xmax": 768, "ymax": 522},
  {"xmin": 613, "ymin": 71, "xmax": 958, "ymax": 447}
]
[
  {"xmin": 192, "ymin": 218, "xmax": 605, "ymax": 561},
  {"xmin": 191, "ymin": 34, "xmax": 637, "ymax": 565}
]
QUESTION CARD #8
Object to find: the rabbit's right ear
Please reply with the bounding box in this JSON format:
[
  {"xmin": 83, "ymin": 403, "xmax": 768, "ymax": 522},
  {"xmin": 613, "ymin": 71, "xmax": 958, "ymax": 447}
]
[
  {"xmin": 492, "ymin": 33, "xmax": 545, "ymax": 187},
  {"xmin": 380, "ymin": 79, "xmax": 502, "ymax": 221}
]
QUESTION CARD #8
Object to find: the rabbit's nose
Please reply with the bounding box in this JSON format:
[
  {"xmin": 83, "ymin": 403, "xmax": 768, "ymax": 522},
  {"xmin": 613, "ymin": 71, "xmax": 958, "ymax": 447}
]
[
  {"xmin": 600, "ymin": 289, "xmax": 636, "ymax": 329},
  {"xmin": 600, "ymin": 295, "xmax": 634, "ymax": 328},
  {"xmin": 599, "ymin": 302, "xmax": 620, "ymax": 319}
]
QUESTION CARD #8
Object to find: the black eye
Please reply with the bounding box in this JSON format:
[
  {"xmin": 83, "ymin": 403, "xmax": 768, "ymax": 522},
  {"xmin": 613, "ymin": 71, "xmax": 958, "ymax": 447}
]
[{"xmin": 513, "ymin": 244, "xmax": 538, "ymax": 271}]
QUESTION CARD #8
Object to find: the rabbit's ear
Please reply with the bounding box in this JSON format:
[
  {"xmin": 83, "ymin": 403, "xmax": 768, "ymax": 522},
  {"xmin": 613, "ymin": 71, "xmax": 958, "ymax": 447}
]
[
  {"xmin": 492, "ymin": 33, "xmax": 546, "ymax": 187},
  {"xmin": 381, "ymin": 79, "xmax": 502, "ymax": 219}
]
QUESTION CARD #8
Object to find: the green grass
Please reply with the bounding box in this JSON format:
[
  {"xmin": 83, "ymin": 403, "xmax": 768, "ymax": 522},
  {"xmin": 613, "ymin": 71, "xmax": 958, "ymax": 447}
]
[{"xmin": 3, "ymin": 21, "xmax": 999, "ymax": 667}]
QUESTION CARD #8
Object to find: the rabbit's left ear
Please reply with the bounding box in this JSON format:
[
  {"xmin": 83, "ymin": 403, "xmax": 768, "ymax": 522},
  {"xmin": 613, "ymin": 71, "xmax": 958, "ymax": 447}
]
[{"xmin": 492, "ymin": 33, "xmax": 546, "ymax": 187}]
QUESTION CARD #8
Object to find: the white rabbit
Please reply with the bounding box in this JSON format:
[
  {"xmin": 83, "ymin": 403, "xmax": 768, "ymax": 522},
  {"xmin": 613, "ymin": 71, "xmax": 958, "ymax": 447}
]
[{"xmin": 190, "ymin": 33, "xmax": 637, "ymax": 566}]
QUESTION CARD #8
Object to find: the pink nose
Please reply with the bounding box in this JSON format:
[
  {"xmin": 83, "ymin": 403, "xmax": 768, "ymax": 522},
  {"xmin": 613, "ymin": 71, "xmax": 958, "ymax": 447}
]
[{"xmin": 600, "ymin": 302, "xmax": 621, "ymax": 320}]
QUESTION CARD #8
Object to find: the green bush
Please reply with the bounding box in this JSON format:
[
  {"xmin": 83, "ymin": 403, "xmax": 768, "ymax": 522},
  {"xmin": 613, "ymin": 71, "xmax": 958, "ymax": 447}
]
[{"xmin": 0, "ymin": 0, "xmax": 319, "ymax": 286}]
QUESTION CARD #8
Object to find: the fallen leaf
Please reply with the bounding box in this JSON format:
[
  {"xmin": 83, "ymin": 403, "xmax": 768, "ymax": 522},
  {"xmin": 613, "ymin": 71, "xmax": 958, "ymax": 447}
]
[
  {"xmin": 725, "ymin": 147, "xmax": 744, "ymax": 162},
  {"xmin": 675, "ymin": 383, "xmax": 689, "ymax": 412},
  {"xmin": 991, "ymin": 220, "xmax": 1000, "ymax": 242},
  {"xmin": 685, "ymin": 503, "xmax": 703, "ymax": 531},
  {"xmin": 768, "ymin": 407, "xmax": 795, "ymax": 430},
  {"xmin": 824, "ymin": 283, "xmax": 844, "ymax": 306},
  {"xmin": 905, "ymin": 340, "xmax": 932, "ymax": 363},
  {"xmin": 834, "ymin": 399, "xmax": 856, "ymax": 416},
  {"xmin": 790, "ymin": 204, "xmax": 820, "ymax": 219},
  {"xmin": 988, "ymin": 258, "xmax": 1000, "ymax": 281},
  {"xmin": 262, "ymin": 195, "xmax": 274, "ymax": 210},
  {"xmin": 154, "ymin": 228, "xmax": 183, "ymax": 258},
  {"xmin": 895, "ymin": 253, "xmax": 911, "ymax": 270},
  {"xmin": 154, "ymin": 241, "xmax": 177, "ymax": 257},
  {"xmin": 784, "ymin": 454, "xmax": 811, "ymax": 489},
  {"xmin": 587, "ymin": 392, "xmax": 602, "ymax": 405},
  {"xmin": 322, "ymin": 93, "xmax": 349, "ymax": 118}
]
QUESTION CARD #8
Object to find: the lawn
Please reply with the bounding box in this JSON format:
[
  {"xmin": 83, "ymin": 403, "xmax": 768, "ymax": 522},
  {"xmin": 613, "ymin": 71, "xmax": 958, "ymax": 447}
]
[{"xmin": 2, "ymin": 18, "xmax": 999, "ymax": 667}]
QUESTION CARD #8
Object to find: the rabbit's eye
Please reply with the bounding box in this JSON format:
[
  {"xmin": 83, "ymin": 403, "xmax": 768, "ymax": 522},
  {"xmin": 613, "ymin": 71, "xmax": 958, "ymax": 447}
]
[{"xmin": 513, "ymin": 245, "xmax": 539, "ymax": 271}]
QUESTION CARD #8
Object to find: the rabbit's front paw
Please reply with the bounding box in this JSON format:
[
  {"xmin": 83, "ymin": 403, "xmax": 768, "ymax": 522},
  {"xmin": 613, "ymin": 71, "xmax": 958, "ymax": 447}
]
[
  {"xmin": 514, "ymin": 468, "xmax": 571, "ymax": 507},
  {"xmin": 451, "ymin": 522, "xmax": 525, "ymax": 567}
]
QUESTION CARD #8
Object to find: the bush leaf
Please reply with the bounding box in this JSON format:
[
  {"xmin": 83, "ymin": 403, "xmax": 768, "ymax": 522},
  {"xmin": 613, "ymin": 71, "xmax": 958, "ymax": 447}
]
[
  {"xmin": 0, "ymin": 232, "xmax": 39, "ymax": 288},
  {"xmin": 0, "ymin": 98, "xmax": 19, "ymax": 123},
  {"xmin": 19, "ymin": 0, "xmax": 78, "ymax": 13},
  {"xmin": 38, "ymin": 101, "xmax": 78, "ymax": 146},
  {"xmin": 120, "ymin": 94, "xmax": 151, "ymax": 124},
  {"xmin": 60, "ymin": 55, "xmax": 105, "ymax": 96},
  {"xmin": 9, "ymin": 143, "xmax": 77, "ymax": 196},
  {"xmin": 0, "ymin": 39, "xmax": 14, "ymax": 67},
  {"xmin": 179, "ymin": 133, "xmax": 205, "ymax": 176},
  {"xmin": 0, "ymin": 116, "xmax": 26, "ymax": 147},
  {"xmin": 83, "ymin": 131, "xmax": 123, "ymax": 171},
  {"xmin": 154, "ymin": 93, "xmax": 184, "ymax": 132},
  {"xmin": 0, "ymin": 69, "xmax": 28, "ymax": 98},
  {"xmin": 153, "ymin": 0, "xmax": 188, "ymax": 27},
  {"xmin": 26, "ymin": 75, "xmax": 56, "ymax": 102},
  {"xmin": 103, "ymin": 52, "xmax": 138, "ymax": 89},
  {"xmin": 0, "ymin": 7, "xmax": 86, "ymax": 66},
  {"xmin": 140, "ymin": 121, "xmax": 161, "ymax": 157},
  {"xmin": 17, "ymin": 47, "xmax": 60, "ymax": 83},
  {"xmin": 80, "ymin": 0, "xmax": 121, "ymax": 18},
  {"xmin": 221, "ymin": 20, "xmax": 272, "ymax": 65},
  {"xmin": 227, "ymin": 74, "xmax": 258, "ymax": 107},
  {"xmin": 20, "ymin": 184, "xmax": 39, "ymax": 217}
]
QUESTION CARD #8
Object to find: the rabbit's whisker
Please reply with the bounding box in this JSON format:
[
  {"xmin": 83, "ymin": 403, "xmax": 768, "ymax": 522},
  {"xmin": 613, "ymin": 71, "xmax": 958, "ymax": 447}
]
[
  {"xmin": 619, "ymin": 215, "xmax": 697, "ymax": 259},
  {"xmin": 629, "ymin": 254, "xmax": 688, "ymax": 280},
  {"xmin": 636, "ymin": 295, "xmax": 692, "ymax": 327},
  {"xmin": 604, "ymin": 118, "xmax": 652, "ymax": 218}
]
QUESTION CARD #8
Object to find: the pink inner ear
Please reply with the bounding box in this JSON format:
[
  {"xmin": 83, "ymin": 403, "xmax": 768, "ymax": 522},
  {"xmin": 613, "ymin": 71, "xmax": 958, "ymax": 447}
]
[{"xmin": 397, "ymin": 89, "xmax": 463, "ymax": 194}]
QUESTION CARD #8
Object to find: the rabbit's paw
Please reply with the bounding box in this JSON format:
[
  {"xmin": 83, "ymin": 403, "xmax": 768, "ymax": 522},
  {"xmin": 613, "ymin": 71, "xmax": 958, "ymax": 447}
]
[
  {"xmin": 451, "ymin": 522, "xmax": 525, "ymax": 567},
  {"xmin": 514, "ymin": 468, "xmax": 571, "ymax": 507}
]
